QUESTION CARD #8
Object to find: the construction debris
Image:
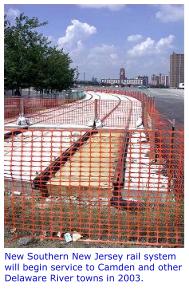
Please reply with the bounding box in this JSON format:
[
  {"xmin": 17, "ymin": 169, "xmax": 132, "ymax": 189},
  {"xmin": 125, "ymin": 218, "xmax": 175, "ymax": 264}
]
[
  {"xmin": 16, "ymin": 114, "xmax": 31, "ymax": 126},
  {"xmin": 10, "ymin": 227, "xmax": 17, "ymax": 234},
  {"xmin": 72, "ymin": 232, "xmax": 82, "ymax": 242},
  {"xmin": 64, "ymin": 232, "xmax": 72, "ymax": 243}
]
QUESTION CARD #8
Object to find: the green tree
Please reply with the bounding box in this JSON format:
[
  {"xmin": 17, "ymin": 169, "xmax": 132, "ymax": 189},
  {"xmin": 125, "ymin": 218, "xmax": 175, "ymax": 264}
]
[
  {"xmin": 36, "ymin": 47, "xmax": 75, "ymax": 92},
  {"xmin": 4, "ymin": 13, "xmax": 49, "ymax": 94},
  {"xmin": 4, "ymin": 13, "xmax": 75, "ymax": 95}
]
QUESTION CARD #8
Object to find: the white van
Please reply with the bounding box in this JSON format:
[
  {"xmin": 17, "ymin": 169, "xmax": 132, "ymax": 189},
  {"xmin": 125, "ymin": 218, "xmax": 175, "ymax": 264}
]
[{"xmin": 178, "ymin": 83, "xmax": 184, "ymax": 89}]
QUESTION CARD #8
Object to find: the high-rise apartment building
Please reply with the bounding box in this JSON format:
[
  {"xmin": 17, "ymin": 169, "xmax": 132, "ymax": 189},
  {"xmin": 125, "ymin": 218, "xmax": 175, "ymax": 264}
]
[{"xmin": 170, "ymin": 52, "xmax": 184, "ymax": 88}]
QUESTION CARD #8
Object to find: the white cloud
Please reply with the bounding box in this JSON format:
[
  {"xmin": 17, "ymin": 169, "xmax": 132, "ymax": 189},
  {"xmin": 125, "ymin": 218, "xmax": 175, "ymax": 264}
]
[
  {"xmin": 155, "ymin": 5, "xmax": 184, "ymax": 23},
  {"xmin": 156, "ymin": 35, "xmax": 175, "ymax": 52},
  {"xmin": 128, "ymin": 37, "xmax": 155, "ymax": 57},
  {"xmin": 128, "ymin": 35, "xmax": 175, "ymax": 57},
  {"xmin": 79, "ymin": 5, "xmax": 125, "ymax": 11},
  {"xmin": 57, "ymin": 19, "xmax": 96, "ymax": 51},
  {"xmin": 127, "ymin": 34, "xmax": 143, "ymax": 42},
  {"xmin": 70, "ymin": 44, "xmax": 121, "ymax": 79},
  {"xmin": 126, "ymin": 56, "xmax": 170, "ymax": 77},
  {"xmin": 5, "ymin": 8, "xmax": 20, "ymax": 20},
  {"xmin": 87, "ymin": 44, "xmax": 119, "ymax": 66}
]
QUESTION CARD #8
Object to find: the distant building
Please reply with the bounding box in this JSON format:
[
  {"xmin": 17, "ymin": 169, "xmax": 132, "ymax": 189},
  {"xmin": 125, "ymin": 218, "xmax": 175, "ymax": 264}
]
[
  {"xmin": 123, "ymin": 78, "xmax": 143, "ymax": 86},
  {"xmin": 159, "ymin": 74, "xmax": 169, "ymax": 87},
  {"xmin": 170, "ymin": 52, "xmax": 184, "ymax": 88},
  {"xmin": 137, "ymin": 75, "xmax": 148, "ymax": 86},
  {"xmin": 101, "ymin": 78, "xmax": 143, "ymax": 86},
  {"xmin": 150, "ymin": 74, "xmax": 169, "ymax": 87},
  {"xmin": 101, "ymin": 69, "xmax": 146, "ymax": 87},
  {"xmin": 120, "ymin": 68, "xmax": 126, "ymax": 82},
  {"xmin": 91, "ymin": 76, "xmax": 98, "ymax": 83},
  {"xmin": 150, "ymin": 74, "xmax": 160, "ymax": 86},
  {"xmin": 101, "ymin": 79, "xmax": 120, "ymax": 85}
]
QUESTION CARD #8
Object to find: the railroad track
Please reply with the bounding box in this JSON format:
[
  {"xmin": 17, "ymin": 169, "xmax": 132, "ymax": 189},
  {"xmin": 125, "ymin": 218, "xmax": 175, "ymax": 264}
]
[
  {"xmin": 89, "ymin": 92, "xmax": 121, "ymax": 123},
  {"xmin": 30, "ymin": 92, "xmax": 122, "ymax": 126},
  {"xmin": 29, "ymin": 95, "xmax": 94, "ymax": 126},
  {"xmin": 31, "ymin": 92, "xmax": 123, "ymax": 195},
  {"xmin": 4, "ymin": 94, "xmax": 94, "ymax": 125},
  {"xmin": 5, "ymin": 92, "xmax": 123, "ymax": 128}
]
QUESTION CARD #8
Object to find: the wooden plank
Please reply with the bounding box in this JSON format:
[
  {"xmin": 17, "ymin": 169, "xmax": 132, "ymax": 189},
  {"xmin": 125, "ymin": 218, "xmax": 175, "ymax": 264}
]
[{"xmin": 47, "ymin": 132, "xmax": 123, "ymax": 197}]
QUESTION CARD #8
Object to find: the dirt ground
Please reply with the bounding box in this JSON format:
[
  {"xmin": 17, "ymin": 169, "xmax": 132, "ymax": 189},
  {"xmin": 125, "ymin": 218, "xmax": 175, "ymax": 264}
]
[{"xmin": 4, "ymin": 229, "xmax": 153, "ymax": 248}]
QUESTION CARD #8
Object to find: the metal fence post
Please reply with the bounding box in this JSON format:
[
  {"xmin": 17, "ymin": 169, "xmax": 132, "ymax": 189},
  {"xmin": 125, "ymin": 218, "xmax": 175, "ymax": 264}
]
[
  {"xmin": 20, "ymin": 97, "xmax": 24, "ymax": 116},
  {"xmin": 94, "ymin": 99, "xmax": 98, "ymax": 120},
  {"xmin": 168, "ymin": 119, "xmax": 175, "ymax": 192}
]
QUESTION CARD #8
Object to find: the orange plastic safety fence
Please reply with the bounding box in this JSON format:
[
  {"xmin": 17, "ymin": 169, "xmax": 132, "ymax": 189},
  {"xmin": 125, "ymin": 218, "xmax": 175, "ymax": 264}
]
[
  {"xmin": 4, "ymin": 127, "xmax": 184, "ymax": 247},
  {"xmin": 4, "ymin": 97, "xmax": 75, "ymax": 123},
  {"xmin": 85, "ymin": 88, "xmax": 177, "ymax": 131},
  {"xmin": 5, "ymin": 99, "xmax": 144, "ymax": 129}
]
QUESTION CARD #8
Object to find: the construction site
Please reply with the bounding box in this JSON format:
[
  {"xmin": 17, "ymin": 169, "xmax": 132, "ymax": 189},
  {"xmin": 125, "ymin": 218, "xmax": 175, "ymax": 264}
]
[{"xmin": 4, "ymin": 89, "xmax": 184, "ymax": 247}]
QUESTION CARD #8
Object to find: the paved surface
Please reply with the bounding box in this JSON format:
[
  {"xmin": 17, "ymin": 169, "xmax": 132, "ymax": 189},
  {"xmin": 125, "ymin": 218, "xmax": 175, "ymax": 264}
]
[
  {"xmin": 92, "ymin": 87, "xmax": 184, "ymax": 127},
  {"xmin": 140, "ymin": 88, "xmax": 184, "ymax": 126}
]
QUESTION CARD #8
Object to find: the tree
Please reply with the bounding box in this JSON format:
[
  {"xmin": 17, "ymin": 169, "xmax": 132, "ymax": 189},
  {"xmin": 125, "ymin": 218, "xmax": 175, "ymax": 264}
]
[
  {"xmin": 4, "ymin": 13, "xmax": 75, "ymax": 94},
  {"xmin": 36, "ymin": 47, "xmax": 75, "ymax": 92},
  {"xmin": 4, "ymin": 13, "xmax": 49, "ymax": 94}
]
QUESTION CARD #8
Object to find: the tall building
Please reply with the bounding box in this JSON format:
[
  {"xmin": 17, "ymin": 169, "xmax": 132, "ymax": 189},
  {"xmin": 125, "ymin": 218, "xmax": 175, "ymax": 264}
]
[
  {"xmin": 170, "ymin": 52, "xmax": 184, "ymax": 88},
  {"xmin": 119, "ymin": 68, "xmax": 126, "ymax": 82}
]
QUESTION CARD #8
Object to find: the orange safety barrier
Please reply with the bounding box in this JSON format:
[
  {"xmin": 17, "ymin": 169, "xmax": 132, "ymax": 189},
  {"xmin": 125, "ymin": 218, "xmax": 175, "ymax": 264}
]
[
  {"xmin": 92, "ymin": 88, "xmax": 184, "ymax": 130},
  {"xmin": 5, "ymin": 96, "xmax": 153, "ymax": 129},
  {"xmin": 85, "ymin": 88, "xmax": 173, "ymax": 130},
  {"xmin": 4, "ymin": 97, "xmax": 77, "ymax": 123},
  {"xmin": 4, "ymin": 127, "xmax": 184, "ymax": 247}
]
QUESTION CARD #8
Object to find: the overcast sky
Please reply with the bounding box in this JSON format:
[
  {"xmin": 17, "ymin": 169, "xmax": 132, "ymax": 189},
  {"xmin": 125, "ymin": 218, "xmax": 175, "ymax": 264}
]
[{"xmin": 5, "ymin": 4, "xmax": 184, "ymax": 81}]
